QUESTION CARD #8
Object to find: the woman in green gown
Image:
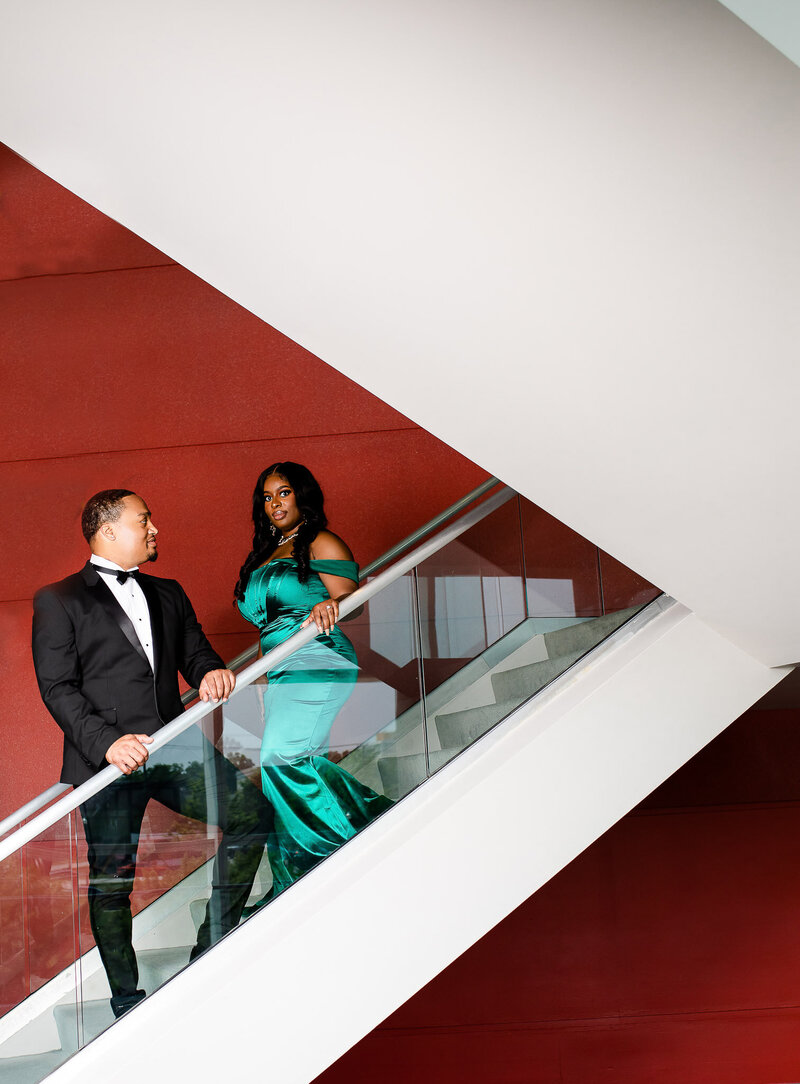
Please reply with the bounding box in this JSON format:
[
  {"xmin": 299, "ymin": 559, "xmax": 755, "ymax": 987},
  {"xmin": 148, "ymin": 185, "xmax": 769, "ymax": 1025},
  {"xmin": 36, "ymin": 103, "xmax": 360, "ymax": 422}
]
[{"xmin": 234, "ymin": 462, "xmax": 392, "ymax": 896}]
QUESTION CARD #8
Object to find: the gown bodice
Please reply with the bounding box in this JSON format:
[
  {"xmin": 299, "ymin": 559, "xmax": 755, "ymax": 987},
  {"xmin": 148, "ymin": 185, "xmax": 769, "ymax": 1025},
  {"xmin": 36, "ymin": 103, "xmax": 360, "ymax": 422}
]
[{"xmin": 238, "ymin": 557, "xmax": 359, "ymax": 658}]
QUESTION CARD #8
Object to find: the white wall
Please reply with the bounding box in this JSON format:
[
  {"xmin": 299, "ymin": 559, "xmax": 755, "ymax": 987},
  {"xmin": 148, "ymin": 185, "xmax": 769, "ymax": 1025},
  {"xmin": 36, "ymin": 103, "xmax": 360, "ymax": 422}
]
[
  {"xmin": 1, "ymin": 0, "xmax": 798, "ymax": 664},
  {"xmin": 44, "ymin": 601, "xmax": 789, "ymax": 1083}
]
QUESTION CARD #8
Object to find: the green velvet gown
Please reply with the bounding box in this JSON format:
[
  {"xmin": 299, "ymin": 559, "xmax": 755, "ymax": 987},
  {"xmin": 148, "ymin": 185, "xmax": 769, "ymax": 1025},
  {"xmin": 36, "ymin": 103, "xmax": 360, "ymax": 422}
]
[{"xmin": 238, "ymin": 557, "xmax": 392, "ymax": 895}]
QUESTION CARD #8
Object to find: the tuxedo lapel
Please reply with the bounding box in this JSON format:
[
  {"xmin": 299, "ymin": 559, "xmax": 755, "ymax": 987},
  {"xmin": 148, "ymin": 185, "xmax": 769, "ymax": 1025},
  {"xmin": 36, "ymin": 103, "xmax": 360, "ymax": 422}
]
[{"xmin": 80, "ymin": 563, "xmax": 152, "ymax": 671}]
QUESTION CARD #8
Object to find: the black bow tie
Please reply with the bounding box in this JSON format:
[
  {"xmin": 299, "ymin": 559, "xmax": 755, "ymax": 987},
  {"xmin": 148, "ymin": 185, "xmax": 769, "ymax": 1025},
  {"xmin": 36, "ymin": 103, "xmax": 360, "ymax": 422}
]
[{"xmin": 94, "ymin": 565, "xmax": 139, "ymax": 585}]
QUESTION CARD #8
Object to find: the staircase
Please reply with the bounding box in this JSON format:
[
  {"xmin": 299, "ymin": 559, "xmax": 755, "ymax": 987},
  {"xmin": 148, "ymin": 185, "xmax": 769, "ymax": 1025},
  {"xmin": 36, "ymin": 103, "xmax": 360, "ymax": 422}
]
[
  {"xmin": 33, "ymin": 597, "xmax": 786, "ymax": 1084},
  {"xmin": 0, "ymin": 484, "xmax": 788, "ymax": 1084},
  {"xmin": 0, "ymin": 599, "xmax": 642, "ymax": 1082},
  {"xmin": 375, "ymin": 608, "xmax": 638, "ymax": 799}
]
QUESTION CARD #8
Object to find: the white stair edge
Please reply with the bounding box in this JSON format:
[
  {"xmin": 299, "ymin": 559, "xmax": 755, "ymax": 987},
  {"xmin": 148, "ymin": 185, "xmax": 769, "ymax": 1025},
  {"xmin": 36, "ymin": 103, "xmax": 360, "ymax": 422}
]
[{"xmin": 42, "ymin": 598, "xmax": 790, "ymax": 1084}]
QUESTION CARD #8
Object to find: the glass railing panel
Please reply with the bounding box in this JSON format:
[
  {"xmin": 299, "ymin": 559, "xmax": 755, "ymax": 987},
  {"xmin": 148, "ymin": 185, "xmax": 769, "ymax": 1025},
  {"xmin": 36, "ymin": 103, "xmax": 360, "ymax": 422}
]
[
  {"xmin": 518, "ymin": 496, "xmax": 602, "ymax": 620},
  {"xmin": 342, "ymin": 572, "xmax": 427, "ymax": 804},
  {"xmin": 0, "ymin": 848, "xmax": 25, "ymax": 1019},
  {"xmin": 515, "ymin": 498, "xmax": 657, "ymax": 719},
  {"xmin": 0, "ymin": 786, "xmax": 72, "ymax": 846},
  {"xmin": 415, "ymin": 496, "xmax": 528, "ymax": 693},
  {"xmin": 0, "ymin": 812, "xmax": 81, "ymax": 1082},
  {"xmin": 72, "ymin": 700, "xmax": 274, "ymax": 1043},
  {"xmin": 598, "ymin": 548, "xmax": 661, "ymax": 612},
  {"xmin": 418, "ymin": 497, "xmax": 664, "ymax": 763},
  {"xmin": 411, "ymin": 499, "xmax": 529, "ymax": 770}
]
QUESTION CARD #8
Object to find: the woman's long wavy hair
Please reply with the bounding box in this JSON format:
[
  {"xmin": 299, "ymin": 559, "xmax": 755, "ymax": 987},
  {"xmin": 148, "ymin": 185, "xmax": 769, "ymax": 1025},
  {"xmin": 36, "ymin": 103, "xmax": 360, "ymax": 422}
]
[{"xmin": 234, "ymin": 462, "xmax": 327, "ymax": 601}]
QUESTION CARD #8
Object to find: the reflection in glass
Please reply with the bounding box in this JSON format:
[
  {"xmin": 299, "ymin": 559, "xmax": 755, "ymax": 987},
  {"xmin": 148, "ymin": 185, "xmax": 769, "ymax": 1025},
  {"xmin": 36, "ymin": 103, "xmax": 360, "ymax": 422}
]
[{"xmin": 0, "ymin": 814, "xmax": 81, "ymax": 1079}]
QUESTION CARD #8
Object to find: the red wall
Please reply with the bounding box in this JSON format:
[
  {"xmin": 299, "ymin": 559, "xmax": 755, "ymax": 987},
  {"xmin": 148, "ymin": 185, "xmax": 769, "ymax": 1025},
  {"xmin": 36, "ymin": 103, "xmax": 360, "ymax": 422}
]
[
  {"xmin": 0, "ymin": 142, "xmax": 485, "ymax": 818},
  {"xmin": 315, "ymin": 706, "xmax": 800, "ymax": 1084}
]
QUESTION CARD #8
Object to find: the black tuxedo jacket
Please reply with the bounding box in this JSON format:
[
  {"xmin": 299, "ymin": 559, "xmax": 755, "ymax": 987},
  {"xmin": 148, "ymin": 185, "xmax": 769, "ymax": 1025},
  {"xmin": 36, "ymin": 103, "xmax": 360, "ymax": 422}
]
[{"xmin": 32, "ymin": 562, "xmax": 225, "ymax": 786}]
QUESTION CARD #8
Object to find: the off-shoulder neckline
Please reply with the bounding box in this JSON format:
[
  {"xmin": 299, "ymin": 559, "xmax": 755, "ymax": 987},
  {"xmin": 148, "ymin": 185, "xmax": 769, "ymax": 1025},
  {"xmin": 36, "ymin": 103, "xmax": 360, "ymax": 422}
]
[{"xmin": 255, "ymin": 556, "xmax": 358, "ymax": 569}]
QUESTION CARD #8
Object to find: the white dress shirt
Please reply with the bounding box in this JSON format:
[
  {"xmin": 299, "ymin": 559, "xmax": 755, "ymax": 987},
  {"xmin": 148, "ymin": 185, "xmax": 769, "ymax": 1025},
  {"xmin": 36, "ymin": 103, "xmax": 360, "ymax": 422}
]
[{"xmin": 91, "ymin": 556, "xmax": 155, "ymax": 671}]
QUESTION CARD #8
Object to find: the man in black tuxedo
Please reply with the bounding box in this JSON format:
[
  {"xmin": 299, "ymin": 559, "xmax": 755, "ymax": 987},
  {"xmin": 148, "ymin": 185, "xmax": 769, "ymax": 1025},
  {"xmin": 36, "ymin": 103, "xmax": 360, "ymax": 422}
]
[{"xmin": 32, "ymin": 489, "xmax": 272, "ymax": 1017}]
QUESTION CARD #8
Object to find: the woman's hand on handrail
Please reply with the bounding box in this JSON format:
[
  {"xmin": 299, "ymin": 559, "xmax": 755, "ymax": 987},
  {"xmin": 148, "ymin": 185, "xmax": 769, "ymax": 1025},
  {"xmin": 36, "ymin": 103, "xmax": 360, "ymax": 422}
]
[{"xmin": 303, "ymin": 597, "xmax": 342, "ymax": 634}]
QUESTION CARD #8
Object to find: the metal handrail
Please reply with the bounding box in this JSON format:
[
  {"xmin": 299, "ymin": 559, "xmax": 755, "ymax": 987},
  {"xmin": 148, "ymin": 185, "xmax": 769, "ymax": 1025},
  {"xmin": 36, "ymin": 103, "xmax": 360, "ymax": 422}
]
[
  {"xmin": 0, "ymin": 484, "xmax": 514, "ymax": 863},
  {"xmin": 0, "ymin": 476, "xmax": 500, "ymax": 841},
  {"xmin": 0, "ymin": 782, "xmax": 70, "ymax": 840}
]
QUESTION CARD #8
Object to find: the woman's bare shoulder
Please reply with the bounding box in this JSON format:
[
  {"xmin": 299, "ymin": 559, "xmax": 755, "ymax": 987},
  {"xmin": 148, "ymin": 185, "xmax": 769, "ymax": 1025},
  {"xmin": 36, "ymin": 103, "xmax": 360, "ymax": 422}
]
[{"xmin": 310, "ymin": 531, "xmax": 355, "ymax": 562}]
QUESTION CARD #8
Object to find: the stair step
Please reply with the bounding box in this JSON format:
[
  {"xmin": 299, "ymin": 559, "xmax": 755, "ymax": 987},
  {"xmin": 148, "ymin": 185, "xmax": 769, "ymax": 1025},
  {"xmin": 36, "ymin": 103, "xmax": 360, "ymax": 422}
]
[
  {"xmin": 49, "ymin": 945, "xmax": 193, "ymax": 1056},
  {"xmin": 377, "ymin": 750, "xmax": 456, "ymax": 800},
  {"xmin": 54, "ymin": 998, "xmax": 114, "ymax": 1054},
  {"xmin": 0, "ymin": 1049, "xmax": 67, "ymax": 1083},
  {"xmin": 490, "ymin": 650, "xmax": 583, "ymax": 703},
  {"xmin": 434, "ymin": 699, "xmax": 520, "ymax": 751},
  {"xmin": 139, "ymin": 945, "xmax": 193, "ymax": 991},
  {"xmin": 542, "ymin": 607, "xmax": 639, "ymax": 657}
]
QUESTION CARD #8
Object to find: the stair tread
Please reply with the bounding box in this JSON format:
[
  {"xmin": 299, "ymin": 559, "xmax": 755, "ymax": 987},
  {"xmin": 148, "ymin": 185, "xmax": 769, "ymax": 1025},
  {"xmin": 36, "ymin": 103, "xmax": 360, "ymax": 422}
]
[
  {"xmin": 0, "ymin": 1049, "xmax": 67, "ymax": 1083},
  {"xmin": 542, "ymin": 607, "xmax": 639, "ymax": 655},
  {"xmin": 436, "ymin": 698, "xmax": 519, "ymax": 724},
  {"xmin": 377, "ymin": 749, "xmax": 457, "ymax": 800}
]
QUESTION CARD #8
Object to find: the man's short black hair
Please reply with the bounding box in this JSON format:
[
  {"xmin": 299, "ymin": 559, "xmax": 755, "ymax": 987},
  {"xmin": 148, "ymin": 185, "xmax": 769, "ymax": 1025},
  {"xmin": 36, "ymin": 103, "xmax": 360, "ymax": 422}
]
[{"xmin": 81, "ymin": 489, "xmax": 136, "ymax": 543}]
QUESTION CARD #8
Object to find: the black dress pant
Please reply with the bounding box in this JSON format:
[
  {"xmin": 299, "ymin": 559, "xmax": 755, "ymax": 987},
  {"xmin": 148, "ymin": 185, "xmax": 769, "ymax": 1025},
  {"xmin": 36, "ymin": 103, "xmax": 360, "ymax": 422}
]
[{"xmin": 80, "ymin": 731, "xmax": 272, "ymax": 1017}]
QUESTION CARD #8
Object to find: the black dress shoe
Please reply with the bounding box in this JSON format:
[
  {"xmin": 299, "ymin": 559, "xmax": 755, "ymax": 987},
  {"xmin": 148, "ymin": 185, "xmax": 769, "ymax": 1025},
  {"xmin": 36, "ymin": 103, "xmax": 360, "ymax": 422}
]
[{"xmin": 110, "ymin": 989, "xmax": 146, "ymax": 1019}]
